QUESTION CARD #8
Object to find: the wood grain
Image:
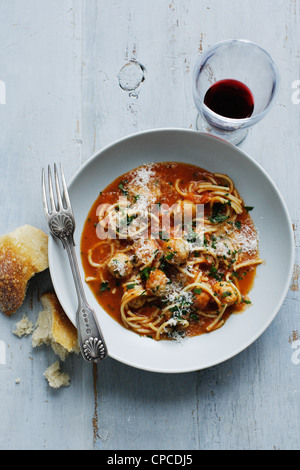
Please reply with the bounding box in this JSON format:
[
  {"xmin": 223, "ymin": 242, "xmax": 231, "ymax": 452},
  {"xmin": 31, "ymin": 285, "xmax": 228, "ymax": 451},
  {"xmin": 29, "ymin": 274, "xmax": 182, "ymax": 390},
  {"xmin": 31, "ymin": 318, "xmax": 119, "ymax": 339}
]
[{"xmin": 0, "ymin": 0, "xmax": 299, "ymax": 450}]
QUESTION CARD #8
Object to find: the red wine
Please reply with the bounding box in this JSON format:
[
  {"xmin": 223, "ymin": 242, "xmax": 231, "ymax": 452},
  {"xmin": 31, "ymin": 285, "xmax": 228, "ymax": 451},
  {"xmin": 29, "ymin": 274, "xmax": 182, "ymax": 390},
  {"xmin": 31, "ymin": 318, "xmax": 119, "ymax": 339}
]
[{"xmin": 204, "ymin": 79, "xmax": 254, "ymax": 119}]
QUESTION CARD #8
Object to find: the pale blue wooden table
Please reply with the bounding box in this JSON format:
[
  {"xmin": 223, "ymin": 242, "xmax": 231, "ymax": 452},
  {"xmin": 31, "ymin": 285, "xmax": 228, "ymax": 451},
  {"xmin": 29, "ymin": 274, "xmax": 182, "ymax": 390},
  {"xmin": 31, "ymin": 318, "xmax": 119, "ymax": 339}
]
[{"xmin": 0, "ymin": 0, "xmax": 299, "ymax": 450}]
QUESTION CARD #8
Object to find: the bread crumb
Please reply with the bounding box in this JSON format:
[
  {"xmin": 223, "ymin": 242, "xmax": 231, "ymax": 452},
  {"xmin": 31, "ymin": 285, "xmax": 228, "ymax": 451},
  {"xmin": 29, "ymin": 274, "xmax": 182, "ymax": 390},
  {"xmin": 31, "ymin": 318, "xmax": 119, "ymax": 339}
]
[
  {"xmin": 13, "ymin": 314, "xmax": 34, "ymax": 337},
  {"xmin": 44, "ymin": 361, "xmax": 70, "ymax": 389},
  {"xmin": 15, "ymin": 378, "xmax": 21, "ymax": 384}
]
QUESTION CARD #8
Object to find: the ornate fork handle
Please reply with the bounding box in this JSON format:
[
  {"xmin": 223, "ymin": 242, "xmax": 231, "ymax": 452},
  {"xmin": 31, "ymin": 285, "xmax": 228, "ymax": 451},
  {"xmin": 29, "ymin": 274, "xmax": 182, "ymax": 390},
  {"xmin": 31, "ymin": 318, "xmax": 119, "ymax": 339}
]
[
  {"xmin": 42, "ymin": 165, "xmax": 108, "ymax": 363},
  {"xmin": 52, "ymin": 214, "xmax": 108, "ymax": 363}
]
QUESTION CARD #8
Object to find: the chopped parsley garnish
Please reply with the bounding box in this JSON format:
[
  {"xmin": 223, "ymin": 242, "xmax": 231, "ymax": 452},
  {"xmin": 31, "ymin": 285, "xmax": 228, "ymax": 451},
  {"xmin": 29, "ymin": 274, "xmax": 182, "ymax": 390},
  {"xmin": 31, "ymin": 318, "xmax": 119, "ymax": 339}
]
[
  {"xmin": 209, "ymin": 265, "xmax": 224, "ymax": 281},
  {"xmin": 126, "ymin": 283, "xmax": 138, "ymax": 290},
  {"xmin": 186, "ymin": 230, "xmax": 198, "ymax": 243},
  {"xmin": 126, "ymin": 214, "xmax": 138, "ymax": 225},
  {"xmin": 235, "ymin": 221, "xmax": 242, "ymax": 230},
  {"xmin": 211, "ymin": 235, "xmax": 217, "ymax": 249},
  {"xmin": 208, "ymin": 213, "xmax": 229, "ymax": 224},
  {"xmin": 222, "ymin": 291, "xmax": 232, "ymax": 298},
  {"xmin": 140, "ymin": 266, "xmax": 155, "ymax": 281},
  {"xmin": 118, "ymin": 180, "xmax": 129, "ymax": 196},
  {"xmin": 244, "ymin": 206, "xmax": 254, "ymax": 212},
  {"xmin": 193, "ymin": 288, "xmax": 203, "ymax": 295},
  {"xmin": 190, "ymin": 313, "xmax": 199, "ymax": 321},
  {"xmin": 208, "ymin": 203, "xmax": 229, "ymax": 224},
  {"xmin": 100, "ymin": 281, "xmax": 110, "ymax": 292}
]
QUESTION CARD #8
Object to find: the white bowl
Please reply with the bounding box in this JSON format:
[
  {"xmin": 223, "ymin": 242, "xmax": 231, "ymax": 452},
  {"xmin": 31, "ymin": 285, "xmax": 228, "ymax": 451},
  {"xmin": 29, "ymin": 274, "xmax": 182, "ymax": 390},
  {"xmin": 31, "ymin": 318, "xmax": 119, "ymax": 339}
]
[{"xmin": 48, "ymin": 129, "xmax": 294, "ymax": 373}]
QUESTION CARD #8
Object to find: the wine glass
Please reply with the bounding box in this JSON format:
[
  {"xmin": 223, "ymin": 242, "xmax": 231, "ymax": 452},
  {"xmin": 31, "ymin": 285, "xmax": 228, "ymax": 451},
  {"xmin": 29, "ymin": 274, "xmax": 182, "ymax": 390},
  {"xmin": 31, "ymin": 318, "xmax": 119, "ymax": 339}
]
[{"xmin": 192, "ymin": 39, "xmax": 279, "ymax": 145}]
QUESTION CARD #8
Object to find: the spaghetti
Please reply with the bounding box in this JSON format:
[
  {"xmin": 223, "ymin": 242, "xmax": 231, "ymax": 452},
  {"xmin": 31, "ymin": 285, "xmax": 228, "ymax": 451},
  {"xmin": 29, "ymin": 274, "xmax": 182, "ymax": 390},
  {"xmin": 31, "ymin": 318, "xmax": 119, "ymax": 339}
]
[{"xmin": 81, "ymin": 162, "xmax": 262, "ymax": 341}]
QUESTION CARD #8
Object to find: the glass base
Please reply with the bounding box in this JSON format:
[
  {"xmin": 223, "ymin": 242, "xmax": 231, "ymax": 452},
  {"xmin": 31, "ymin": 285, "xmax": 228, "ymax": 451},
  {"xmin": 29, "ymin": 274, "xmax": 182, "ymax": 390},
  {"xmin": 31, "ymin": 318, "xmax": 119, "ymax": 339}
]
[{"xmin": 195, "ymin": 114, "xmax": 248, "ymax": 146}]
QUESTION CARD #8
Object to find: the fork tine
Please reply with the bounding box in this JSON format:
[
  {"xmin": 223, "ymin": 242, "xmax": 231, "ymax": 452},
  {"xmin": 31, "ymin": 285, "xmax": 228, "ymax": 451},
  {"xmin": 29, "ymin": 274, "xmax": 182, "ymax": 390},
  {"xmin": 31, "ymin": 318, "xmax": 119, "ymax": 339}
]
[
  {"xmin": 47, "ymin": 165, "xmax": 56, "ymax": 213},
  {"xmin": 41, "ymin": 168, "xmax": 49, "ymax": 216},
  {"xmin": 54, "ymin": 163, "xmax": 64, "ymax": 211},
  {"xmin": 60, "ymin": 163, "xmax": 72, "ymax": 211}
]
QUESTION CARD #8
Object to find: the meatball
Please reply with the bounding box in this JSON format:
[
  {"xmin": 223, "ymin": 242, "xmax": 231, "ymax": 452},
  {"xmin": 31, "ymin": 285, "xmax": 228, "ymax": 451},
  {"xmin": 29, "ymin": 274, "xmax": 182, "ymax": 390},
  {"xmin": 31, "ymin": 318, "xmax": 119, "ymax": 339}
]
[
  {"xmin": 107, "ymin": 253, "xmax": 133, "ymax": 279},
  {"xmin": 128, "ymin": 293, "xmax": 147, "ymax": 309},
  {"xmin": 163, "ymin": 238, "xmax": 189, "ymax": 265},
  {"xmin": 133, "ymin": 238, "xmax": 159, "ymax": 266},
  {"xmin": 122, "ymin": 282, "xmax": 148, "ymax": 309},
  {"xmin": 193, "ymin": 289, "xmax": 211, "ymax": 311},
  {"xmin": 146, "ymin": 269, "xmax": 169, "ymax": 296},
  {"xmin": 213, "ymin": 281, "xmax": 238, "ymax": 305}
]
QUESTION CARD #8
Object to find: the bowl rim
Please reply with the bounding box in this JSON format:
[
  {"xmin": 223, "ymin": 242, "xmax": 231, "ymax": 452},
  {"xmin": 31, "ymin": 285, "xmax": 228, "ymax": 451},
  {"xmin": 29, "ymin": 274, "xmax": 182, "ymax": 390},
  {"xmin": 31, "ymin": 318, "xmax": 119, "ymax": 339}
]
[{"xmin": 48, "ymin": 128, "xmax": 295, "ymax": 373}]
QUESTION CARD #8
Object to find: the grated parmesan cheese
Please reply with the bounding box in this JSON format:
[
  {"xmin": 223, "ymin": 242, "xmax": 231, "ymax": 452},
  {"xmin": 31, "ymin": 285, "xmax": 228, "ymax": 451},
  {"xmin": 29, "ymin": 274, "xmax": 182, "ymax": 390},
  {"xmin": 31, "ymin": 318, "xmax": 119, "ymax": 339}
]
[
  {"xmin": 214, "ymin": 240, "xmax": 230, "ymax": 257},
  {"xmin": 163, "ymin": 282, "xmax": 194, "ymax": 317},
  {"xmin": 130, "ymin": 164, "xmax": 155, "ymax": 187},
  {"xmin": 129, "ymin": 164, "xmax": 160, "ymax": 205},
  {"xmin": 233, "ymin": 224, "xmax": 259, "ymax": 255}
]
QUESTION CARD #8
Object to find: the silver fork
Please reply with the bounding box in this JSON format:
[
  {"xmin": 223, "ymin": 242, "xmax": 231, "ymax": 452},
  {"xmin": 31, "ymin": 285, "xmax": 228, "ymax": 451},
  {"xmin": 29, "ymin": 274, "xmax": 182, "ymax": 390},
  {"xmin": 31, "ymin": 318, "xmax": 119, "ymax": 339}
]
[{"xmin": 42, "ymin": 163, "xmax": 108, "ymax": 363}]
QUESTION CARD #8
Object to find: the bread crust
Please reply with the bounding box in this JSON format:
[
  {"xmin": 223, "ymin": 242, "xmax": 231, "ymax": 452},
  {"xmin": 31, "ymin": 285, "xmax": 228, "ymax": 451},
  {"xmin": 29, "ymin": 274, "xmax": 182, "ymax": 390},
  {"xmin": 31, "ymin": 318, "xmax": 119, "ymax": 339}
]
[{"xmin": 0, "ymin": 225, "xmax": 48, "ymax": 315}]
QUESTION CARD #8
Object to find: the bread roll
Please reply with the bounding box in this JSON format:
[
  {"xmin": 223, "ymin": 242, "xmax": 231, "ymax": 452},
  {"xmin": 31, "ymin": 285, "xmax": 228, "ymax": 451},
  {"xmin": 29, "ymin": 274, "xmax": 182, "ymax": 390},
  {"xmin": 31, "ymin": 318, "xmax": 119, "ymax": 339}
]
[
  {"xmin": 32, "ymin": 291, "xmax": 79, "ymax": 361},
  {"xmin": 0, "ymin": 225, "xmax": 48, "ymax": 315}
]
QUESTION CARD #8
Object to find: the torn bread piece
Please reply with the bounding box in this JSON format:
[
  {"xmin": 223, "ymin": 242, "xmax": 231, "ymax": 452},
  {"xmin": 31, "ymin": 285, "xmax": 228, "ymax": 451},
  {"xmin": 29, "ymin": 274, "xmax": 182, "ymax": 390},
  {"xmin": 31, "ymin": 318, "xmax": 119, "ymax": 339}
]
[
  {"xmin": 13, "ymin": 314, "xmax": 34, "ymax": 337},
  {"xmin": 44, "ymin": 361, "xmax": 70, "ymax": 389},
  {"xmin": 0, "ymin": 225, "xmax": 48, "ymax": 316},
  {"xmin": 32, "ymin": 291, "xmax": 80, "ymax": 361}
]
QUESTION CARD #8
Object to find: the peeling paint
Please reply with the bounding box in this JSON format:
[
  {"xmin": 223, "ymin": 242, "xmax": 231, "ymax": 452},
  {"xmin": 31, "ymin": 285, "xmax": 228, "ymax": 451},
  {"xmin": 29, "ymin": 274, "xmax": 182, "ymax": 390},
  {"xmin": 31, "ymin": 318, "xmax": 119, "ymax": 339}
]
[
  {"xmin": 289, "ymin": 330, "xmax": 299, "ymax": 344},
  {"xmin": 198, "ymin": 33, "xmax": 204, "ymax": 53},
  {"xmin": 184, "ymin": 57, "xmax": 190, "ymax": 74},
  {"xmin": 290, "ymin": 264, "xmax": 300, "ymax": 291}
]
